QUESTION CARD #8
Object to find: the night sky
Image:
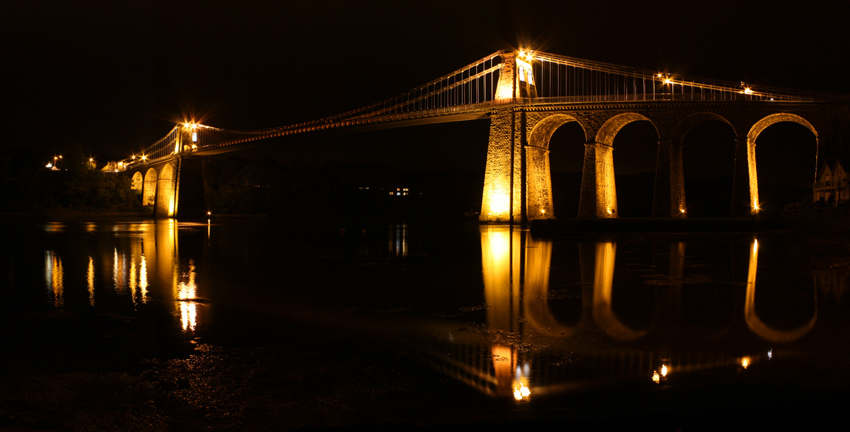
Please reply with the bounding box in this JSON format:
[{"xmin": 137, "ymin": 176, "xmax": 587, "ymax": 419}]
[{"xmin": 5, "ymin": 0, "xmax": 850, "ymax": 173}]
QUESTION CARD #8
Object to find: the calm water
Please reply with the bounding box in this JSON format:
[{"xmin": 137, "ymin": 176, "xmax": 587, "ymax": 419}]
[{"xmin": 2, "ymin": 218, "xmax": 850, "ymax": 428}]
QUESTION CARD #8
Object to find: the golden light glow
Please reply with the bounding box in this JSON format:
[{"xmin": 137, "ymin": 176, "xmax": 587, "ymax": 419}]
[
  {"xmin": 652, "ymin": 371, "xmax": 660, "ymax": 384},
  {"xmin": 177, "ymin": 259, "xmax": 198, "ymax": 332},
  {"xmin": 141, "ymin": 155, "xmax": 147, "ymax": 161},
  {"xmin": 661, "ymin": 364, "xmax": 669, "ymax": 377},
  {"xmin": 664, "ymin": 78, "xmax": 673, "ymax": 85},
  {"xmin": 679, "ymin": 208, "xmax": 686, "ymax": 214},
  {"xmin": 741, "ymin": 357, "xmax": 751, "ymax": 369},
  {"xmin": 513, "ymin": 383, "xmax": 531, "ymax": 401},
  {"xmin": 87, "ymin": 256, "xmax": 95, "ymax": 306},
  {"xmin": 743, "ymin": 87, "xmax": 754, "ymax": 95},
  {"xmin": 46, "ymin": 251, "xmax": 64, "ymax": 309}
]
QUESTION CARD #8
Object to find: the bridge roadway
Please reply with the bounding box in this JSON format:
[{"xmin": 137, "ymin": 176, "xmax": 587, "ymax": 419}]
[{"xmin": 115, "ymin": 49, "xmax": 850, "ymax": 220}]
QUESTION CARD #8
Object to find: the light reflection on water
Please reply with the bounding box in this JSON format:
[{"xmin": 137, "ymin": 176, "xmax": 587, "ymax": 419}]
[
  {"xmin": 28, "ymin": 220, "xmax": 848, "ymax": 403},
  {"xmin": 37, "ymin": 220, "xmax": 203, "ymax": 332},
  {"xmin": 427, "ymin": 225, "xmax": 835, "ymax": 401}
]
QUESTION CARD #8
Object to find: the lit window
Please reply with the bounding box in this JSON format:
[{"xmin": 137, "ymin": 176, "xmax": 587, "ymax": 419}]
[
  {"xmin": 518, "ymin": 65, "xmax": 525, "ymax": 82},
  {"xmin": 527, "ymin": 70, "xmax": 534, "ymax": 85}
]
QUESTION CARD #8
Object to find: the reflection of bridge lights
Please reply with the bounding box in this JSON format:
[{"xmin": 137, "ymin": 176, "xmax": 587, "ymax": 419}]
[{"xmin": 513, "ymin": 383, "xmax": 531, "ymax": 401}]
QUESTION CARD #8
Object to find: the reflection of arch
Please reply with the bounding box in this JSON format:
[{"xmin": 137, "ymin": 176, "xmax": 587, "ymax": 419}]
[
  {"xmin": 522, "ymin": 234, "xmax": 577, "ymax": 338},
  {"xmin": 143, "ymin": 168, "xmax": 157, "ymax": 206},
  {"xmin": 745, "ymin": 239, "xmax": 817, "ymax": 342},
  {"xmin": 592, "ymin": 242, "xmax": 648, "ymax": 341},
  {"xmin": 156, "ymin": 164, "xmax": 175, "ymax": 217},
  {"xmin": 527, "ymin": 115, "xmax": 588, "ymax": 220},
  {"xmin": 131, "ymin": 172, "xmax": 143, "ymax": 193},
  {"xmin": 746, "ymin": 113, "xmax": 818, "ymax": 214}
]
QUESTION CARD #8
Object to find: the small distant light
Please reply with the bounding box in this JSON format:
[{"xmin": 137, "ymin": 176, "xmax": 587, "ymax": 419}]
[
  {"xmin": 664, "ymin": 78, "xmax": 673, "ymax": 84},
  {"xmin": 741, "ymin": 357, "xmax": 751, "ymax": 369},
  {"xmin": 661, "ymin": 364, "xmax": 669, "ymax": 377},
  {"xmin": 89, "ymin": 158, "xmax": 93, "ymax": 162},
  {"xmin": 657, "ymin": 73, "xmax": 663, "ymax": 78},
  {"xmin": 652, "ymin": 371, "xmax": 660, "ymax": 384},
  {"xmin": 743, "ymin": 87, "xmax": 753, "ymax": 95},
  {"xmin": 767, "ymin": 349, "xmax": 773, "ymax": 360},
  {"xmin": 46, "ymin": 163, "xmax": 53, "ymax": 168},
  {"xmin": 207, "ymin": 211, "xmax": 211, "ymax": 216}
]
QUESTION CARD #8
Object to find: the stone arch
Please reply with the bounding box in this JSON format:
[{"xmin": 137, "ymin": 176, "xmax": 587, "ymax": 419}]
[
  {"xmin": 746, "ymin": 113, "xmax": 819, "ymax": 214},
  {"xmin": 131, "ymin": 172, "xmax": 143, "ymax": 193},
  {"xmin": 580, "ymin": 113, "xmax": 658, "ymax": 218},
  {"xmin": 671, "ymin": 112, "xmax": 737, "ymax": 145},
  {"xmin": 669, "ymin": 113, "xmax": 737, "ymax": 217},
  {"xmin": 596, "ymin": 112, "xmax": 657, "ymax": 146},
  {"xmin": 143, "ymin": 168, "xmax": 157, "ymax": 206},
  {"xmin": 526, "ymin": 114, "xmax": 588, "ymax": 219},
  {"xmin": 156, "ymin": 163, "xmax": 176, "ymax": 217}
]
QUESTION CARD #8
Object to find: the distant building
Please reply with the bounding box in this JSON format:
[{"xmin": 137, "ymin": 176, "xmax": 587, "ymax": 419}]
[{"xmin": 813, "ymin": 159, "xmax": 850, "ymax": 206}]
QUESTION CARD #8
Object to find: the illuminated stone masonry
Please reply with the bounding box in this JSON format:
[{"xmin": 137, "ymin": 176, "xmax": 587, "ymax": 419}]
[{"xmin": 481, "ymin": 102, "xmax": 846, "ymax": 223}]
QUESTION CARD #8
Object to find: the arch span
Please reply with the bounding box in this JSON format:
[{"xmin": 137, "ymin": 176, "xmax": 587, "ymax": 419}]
[
  {"xmin": 156, "ymin": 163, "xmax": 176, "ymax": 217},
  {"xmin": 580, "ymin": 113, "xmax": 657, "ymax": 218},
  {"xmin": 527, "ymin": 114, "xmax": 587, "ymax": 219},
  {"xmin": 131, "ymin": 172, "xmax": 143, "ymax": 193},
  {"xmin": 746, "ymin": 113, "xmax": 819, "ymax": 214},
  {"xmin": 671, "ymin": 112, "xmax": 736, "ymax": 145},
  {"xmin": 672, "ymin": 113, "xmax": 737, "ymax": 217},
  {"xmin": 143, "ymin": 168, "xmax": 157, "ymax": 206}
]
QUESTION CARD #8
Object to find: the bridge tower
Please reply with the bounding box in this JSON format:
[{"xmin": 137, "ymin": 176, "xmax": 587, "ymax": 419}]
[{"xmin": 480, "ymin": 51, "xmax": 546, "ymax": 223}]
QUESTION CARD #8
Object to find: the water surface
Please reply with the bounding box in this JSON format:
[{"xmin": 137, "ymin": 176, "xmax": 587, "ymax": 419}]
[{"xmin": 2, "ymin": 218, "xmax": 849, "ymax": 429}]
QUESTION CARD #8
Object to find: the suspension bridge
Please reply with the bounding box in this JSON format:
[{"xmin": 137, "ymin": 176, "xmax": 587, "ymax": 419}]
[{"xmin": 112, "ymin": 49, "xmax": 850, "ymax": 221}]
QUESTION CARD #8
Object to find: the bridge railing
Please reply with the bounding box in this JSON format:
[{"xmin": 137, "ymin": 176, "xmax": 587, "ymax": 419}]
[
  {"xmin": 115, "ymin": 49, "xmax": 848, "ymax": 168},
  {"xmin": 532, "ymin": 51, "xmax": 835, "ymax": 104}
]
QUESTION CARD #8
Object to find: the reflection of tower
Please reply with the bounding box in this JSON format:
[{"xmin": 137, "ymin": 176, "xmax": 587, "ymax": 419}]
[
  {"xmin": 87, "ymin": 256, "xmax": 95, "ymax": 306},
  {"xmin": 45, "ymin": 250, "xmax": 64, "ymax": 309},
  {"xmin": 480, "ymin": 225, "xmax": 553, "ymax": 400},
  {"xmin": 176, "ymin": 259, "xmax": 198, "ymax": 332}
]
